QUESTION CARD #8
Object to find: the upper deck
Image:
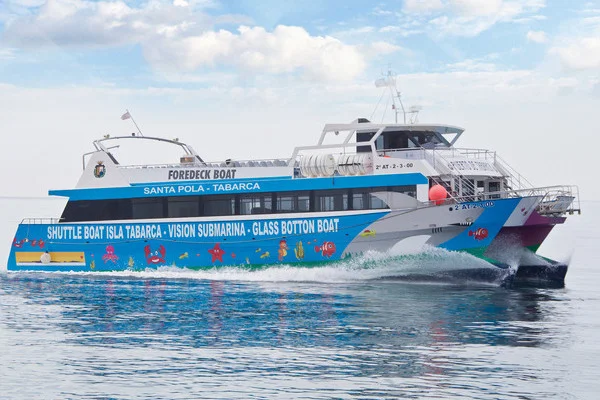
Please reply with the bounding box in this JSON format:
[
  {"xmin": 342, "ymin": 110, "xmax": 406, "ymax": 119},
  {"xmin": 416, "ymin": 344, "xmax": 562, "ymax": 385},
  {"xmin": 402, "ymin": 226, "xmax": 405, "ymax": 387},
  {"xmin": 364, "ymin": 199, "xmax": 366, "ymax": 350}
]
[
  {"xmin": 47, "ymin": 119, "xmax": 579, "ymax": 217},
  {"xmin": 72, "ymin": 120, "xmax": 469, "ymax": 189}
]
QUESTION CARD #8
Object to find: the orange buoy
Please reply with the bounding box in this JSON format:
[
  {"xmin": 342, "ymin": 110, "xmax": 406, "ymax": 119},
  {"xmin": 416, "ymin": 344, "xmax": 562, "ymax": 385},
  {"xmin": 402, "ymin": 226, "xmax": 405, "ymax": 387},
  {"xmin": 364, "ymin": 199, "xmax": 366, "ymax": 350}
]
[{"xmin": 429, "ymin": 184, "xmax": 447, "ymax": 205}]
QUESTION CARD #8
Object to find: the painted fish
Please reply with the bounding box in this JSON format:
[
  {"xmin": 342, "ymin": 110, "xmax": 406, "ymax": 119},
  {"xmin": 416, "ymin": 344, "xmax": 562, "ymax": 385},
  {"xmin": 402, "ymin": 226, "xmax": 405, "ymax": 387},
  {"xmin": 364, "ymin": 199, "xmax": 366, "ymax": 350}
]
[
  {"xmin": 179, "ymin": 252, "xmax": 189, "ymax": 259},
  {"xmin": 360, "ymin": 229, "xmax": 376, "ymax": 237},
  {"xmin": 315, "ymin": 241, "xmax": 336, "ymax": 257},
  {"xmin": 260, "ymin": 251, "xmax": 270, "ymax": 259},
  {"xmin": 468, "ymin": 227, "xmax": 489, "ymax": 241}
]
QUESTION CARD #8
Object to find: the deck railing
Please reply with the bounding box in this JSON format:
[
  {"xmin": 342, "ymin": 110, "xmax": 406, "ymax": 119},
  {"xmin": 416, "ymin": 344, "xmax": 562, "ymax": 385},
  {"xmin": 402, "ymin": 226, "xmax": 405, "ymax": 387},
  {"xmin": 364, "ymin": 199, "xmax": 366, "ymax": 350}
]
[
  {"xmin": 418, "ymin": 184, "xmax": 581, "ymax": 216},
  {"xmin": 21, "ymin": 218, "xmax": 62, "ymax": 224},
  {"xmin": 117, "ymin": 158, "xmax": 291, "ymax": 169}
]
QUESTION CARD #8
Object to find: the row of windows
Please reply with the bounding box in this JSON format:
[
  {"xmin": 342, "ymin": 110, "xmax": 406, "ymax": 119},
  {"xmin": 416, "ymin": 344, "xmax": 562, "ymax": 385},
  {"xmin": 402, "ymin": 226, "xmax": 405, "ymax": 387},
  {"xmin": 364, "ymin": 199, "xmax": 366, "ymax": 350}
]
[{"xmin": 60, "ymin": 186, "xmax": 416, "ymax": 222}]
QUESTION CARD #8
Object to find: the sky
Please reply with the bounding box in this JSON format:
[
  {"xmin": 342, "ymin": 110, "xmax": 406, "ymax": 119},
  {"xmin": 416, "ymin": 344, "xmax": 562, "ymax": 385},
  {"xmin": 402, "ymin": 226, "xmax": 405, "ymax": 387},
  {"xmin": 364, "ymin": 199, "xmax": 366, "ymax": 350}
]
[{"xmin": 0, "ymin": 0, "xmax": 599, "ymax": 201}]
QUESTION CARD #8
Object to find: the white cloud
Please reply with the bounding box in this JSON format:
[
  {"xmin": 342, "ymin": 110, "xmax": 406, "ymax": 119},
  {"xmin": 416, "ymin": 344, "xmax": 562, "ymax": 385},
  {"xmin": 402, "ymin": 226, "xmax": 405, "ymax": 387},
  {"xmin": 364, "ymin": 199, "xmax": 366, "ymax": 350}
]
[
  {"xmin": 403, "ymin": 0, "xmax": 444, "ymax": 14},
  {"xmin": 371, "ymin": 6, "xmax": 395, "ymax": 16},
  {"xmin": 331, "ymin": 26, "xmax": 375, "ymax": 38},
  {"xmin": 1, "ymin": 0, "xmax": 371, "ymax": 81},
  {"xmin": 446, "ymin": 59, "xmax": 496, "ymax": 72},
  {"xmin": 0, "ymin": 47, "xmax": 16, "ymax": 59},
  {"xmin": 145, "ymin": 25, "xmax": 367, "ymax": 81},
  {"xmin": 3, "ymin": 0, "xmax": 165, "ymax": 47},
  {"xmin": 359, "ymin": 41, "xmax": 403, "ymax": 58},
  {"xmin": 401, "ymin": 0, "xmax": 546, "ymax": 37},
  {"xmin": 450, "ymin": 0, "xmax": 504, "ymax": 17},
  {"xmin": 379, "ymin": 25, "xmax": 424, "ymax": 36},
  {"xmin": 526, "ymin": 30, "xmax": 547, "ymax": 43},
  {"xmin": 549, "ymin": 8, "xmax": 600, "ymax": 71},
  {"xmin": 551, "ymin": 37, "xmax": 600, "ymax": 70}
]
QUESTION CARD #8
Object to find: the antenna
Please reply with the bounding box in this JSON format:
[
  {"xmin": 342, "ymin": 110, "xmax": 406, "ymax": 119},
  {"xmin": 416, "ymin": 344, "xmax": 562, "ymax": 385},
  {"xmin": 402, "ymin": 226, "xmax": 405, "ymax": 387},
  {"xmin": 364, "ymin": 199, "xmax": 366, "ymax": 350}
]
[
  {"xmin": 374, "ymin": 68, "xmax": 406, "ymax": 124},
  {"xmin": 408, "ymin": 105, "xmax": 422, "ymax": 124},
  {"xmin": 374, "ymin": 68, "xmax": 425, "ymax": 125}
]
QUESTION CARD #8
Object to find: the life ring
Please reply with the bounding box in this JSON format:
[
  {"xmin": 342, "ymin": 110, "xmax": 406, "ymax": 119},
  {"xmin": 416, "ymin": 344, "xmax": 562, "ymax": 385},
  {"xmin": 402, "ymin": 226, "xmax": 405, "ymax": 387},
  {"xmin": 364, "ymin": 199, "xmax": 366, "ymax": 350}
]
[{"xmin": 40, "ymin": 252, "xmax": 51, "ymax": 264}]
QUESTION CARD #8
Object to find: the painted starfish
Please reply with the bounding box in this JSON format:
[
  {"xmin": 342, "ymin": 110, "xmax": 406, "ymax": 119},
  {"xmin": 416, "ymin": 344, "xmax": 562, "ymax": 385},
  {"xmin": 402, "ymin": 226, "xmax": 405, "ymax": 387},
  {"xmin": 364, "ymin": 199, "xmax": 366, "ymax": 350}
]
[{"xmin": 208, "ymin": 243, "xmax": 225, "ymax": 263}]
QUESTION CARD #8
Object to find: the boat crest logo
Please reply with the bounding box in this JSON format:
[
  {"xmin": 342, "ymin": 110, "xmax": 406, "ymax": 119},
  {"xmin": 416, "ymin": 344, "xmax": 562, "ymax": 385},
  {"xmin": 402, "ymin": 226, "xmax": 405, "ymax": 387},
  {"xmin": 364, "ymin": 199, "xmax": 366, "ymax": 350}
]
[{"xmin": 94, "ymin": 161, "xmax": 106, "ymax": 178}]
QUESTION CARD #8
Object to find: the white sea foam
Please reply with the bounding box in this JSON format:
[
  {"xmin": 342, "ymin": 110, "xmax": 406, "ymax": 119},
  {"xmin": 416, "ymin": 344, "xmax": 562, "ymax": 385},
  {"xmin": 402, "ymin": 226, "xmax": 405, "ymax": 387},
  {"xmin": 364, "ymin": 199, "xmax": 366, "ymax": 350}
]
[{"xmin": 6, "ymin": 245, "xmax": 512, "ymax": 286}]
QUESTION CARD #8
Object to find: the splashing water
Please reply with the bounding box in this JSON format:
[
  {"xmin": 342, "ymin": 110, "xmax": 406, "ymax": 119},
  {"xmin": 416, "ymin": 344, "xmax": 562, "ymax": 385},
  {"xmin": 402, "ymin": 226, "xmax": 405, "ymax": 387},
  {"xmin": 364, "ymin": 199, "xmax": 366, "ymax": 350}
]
[{"xmin": 31, "ymin": 246, "xmax": 514, "ymax": 286}]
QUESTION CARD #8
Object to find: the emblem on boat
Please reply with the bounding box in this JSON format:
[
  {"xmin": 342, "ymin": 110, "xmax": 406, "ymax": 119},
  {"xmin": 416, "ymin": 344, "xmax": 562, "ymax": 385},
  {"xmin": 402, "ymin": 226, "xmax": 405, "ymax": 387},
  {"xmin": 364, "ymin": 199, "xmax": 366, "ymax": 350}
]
[{"xmin": 94, "ymin": 161, "xmax": 106, "ymax": 178}]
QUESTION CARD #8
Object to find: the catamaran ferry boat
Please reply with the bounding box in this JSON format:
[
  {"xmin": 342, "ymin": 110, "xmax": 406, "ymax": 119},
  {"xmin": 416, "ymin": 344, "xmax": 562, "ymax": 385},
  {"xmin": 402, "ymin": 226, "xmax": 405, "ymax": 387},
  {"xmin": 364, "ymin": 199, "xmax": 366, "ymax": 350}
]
[{"xmin": 7, "ymin": 114, "xmax": 580, "ymax": 282}]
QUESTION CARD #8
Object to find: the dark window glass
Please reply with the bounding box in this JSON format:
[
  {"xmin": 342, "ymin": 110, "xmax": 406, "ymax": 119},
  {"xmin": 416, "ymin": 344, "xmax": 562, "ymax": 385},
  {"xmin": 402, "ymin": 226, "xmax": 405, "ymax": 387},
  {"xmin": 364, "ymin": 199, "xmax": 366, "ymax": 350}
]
[
  {"xmin": 203, "ymin": 195, "xmax": 235, "ymax": 216},
  {"xmin": 356, "ymin": 131, "xmax": 376, "ymax": 152},
  {"xmin": 240, "ymin": 194, "xmax": 272, "ymax": 215},
  {"xmin": 315, "ymin": 190, "xmax": 348, "ymax": 212},
  {"xmin": 61, "ymin": 201, "xmax": 92, "ymax": 222},
  {"xmin": 60, "ymin": 184, "xmax": 424, "ymax": 222},
  {"xmin": 351, "ymin": 192, "xmax": 368, "ymax": 210},
  {"xmin": 168, "ymin": 197, "xmax": 199, "ymax": 218},
  {"xmin": 389, "ymin": 185, "xmax": 417, "ymax": 198},
  {"xmin": 61, "ymin": 199, "xmax": 132, "ymax": 222},
  {"xmin": 488, "ymin": 181, "xmax": 501, "ymax": 199},
  {"xmin": 132, "ymin": 198, "xmax": 164, "ymax": 219},
  {"xmin": 369, "ymin": 194, "xmax": 387, "ymax": 209},
  {"xmin": 102, "ymin": 199, "xmax": 132, "ymax": 220},
  {"xmin": 276, "ymin": 192, "xmax": 310, "ymax": 213}
]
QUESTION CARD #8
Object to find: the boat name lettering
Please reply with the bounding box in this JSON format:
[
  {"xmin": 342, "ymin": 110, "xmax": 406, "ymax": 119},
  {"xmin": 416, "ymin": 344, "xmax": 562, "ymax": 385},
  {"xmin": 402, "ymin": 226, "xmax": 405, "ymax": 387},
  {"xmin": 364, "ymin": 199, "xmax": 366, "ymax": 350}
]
[
  {"xmin": 212, "ymin": 182, "xmax": 260, "ymax": 192},
  {"xmin": 197, "ymin": 222, "xmax": 246, "ymax": 238},
  {"xmin": 252, "ymin": 218, "xmax": 339, "ymax": 236},
  {"xmin": 454, "ymin": 201, "xmax": 495, "ymax": 210},
  {"xmin": 143, "ymin": 182, "xmax": 260, "ymax": 196},
  {"xmin": 168, "ymin": 169, "xmax": 237, "ymax": 180},
  {"xmin": 47, "ymin": 224, "xmax": 162, "ymax": 241},
  {"xmin": 45, "ymin": 218, "xmax": 340, "ymax": 242}
]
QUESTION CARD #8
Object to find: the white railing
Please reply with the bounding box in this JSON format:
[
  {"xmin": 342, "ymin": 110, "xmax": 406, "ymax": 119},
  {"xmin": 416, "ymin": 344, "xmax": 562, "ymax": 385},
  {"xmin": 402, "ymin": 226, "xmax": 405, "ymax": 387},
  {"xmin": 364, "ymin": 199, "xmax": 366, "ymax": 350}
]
[
  {"xmin": 117, "ymin": 158, "xmax": 292, "ymax": 169},
  {"xmin": 21, "ymin": 217, "xmax": 61, "ymax": 224},
  {"xmin": 417, "ymin": 185, "xmax": 581, "ymax": 215}
]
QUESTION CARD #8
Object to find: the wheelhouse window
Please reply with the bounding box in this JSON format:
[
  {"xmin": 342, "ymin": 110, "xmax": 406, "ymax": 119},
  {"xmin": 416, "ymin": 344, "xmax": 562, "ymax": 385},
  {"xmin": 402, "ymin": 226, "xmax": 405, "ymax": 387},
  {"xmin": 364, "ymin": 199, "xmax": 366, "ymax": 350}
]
[{"xmin": 373, "ymin": 130, "xmax": 447, "ymax": 151}]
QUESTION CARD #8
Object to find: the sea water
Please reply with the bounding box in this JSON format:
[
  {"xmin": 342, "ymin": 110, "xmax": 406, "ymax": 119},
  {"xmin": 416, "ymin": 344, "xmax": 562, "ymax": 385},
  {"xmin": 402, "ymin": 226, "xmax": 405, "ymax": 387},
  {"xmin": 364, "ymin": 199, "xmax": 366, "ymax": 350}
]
[{"xmin": 1, "ymin": 198, "xmax": 599, "ymax": 399}]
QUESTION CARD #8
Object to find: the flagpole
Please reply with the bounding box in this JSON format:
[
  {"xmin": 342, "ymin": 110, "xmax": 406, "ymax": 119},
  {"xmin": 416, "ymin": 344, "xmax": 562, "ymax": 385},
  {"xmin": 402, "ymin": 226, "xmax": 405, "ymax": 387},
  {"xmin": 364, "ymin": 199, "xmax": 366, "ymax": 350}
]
[{"xmin": 124, "ymin": 109, "xmax": 144, "ymax": 137}]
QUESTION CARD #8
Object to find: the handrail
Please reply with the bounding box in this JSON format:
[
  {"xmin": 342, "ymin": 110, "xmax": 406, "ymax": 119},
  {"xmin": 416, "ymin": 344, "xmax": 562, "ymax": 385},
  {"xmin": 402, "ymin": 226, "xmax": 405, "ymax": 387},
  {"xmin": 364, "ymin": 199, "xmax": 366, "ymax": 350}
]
[
  {"xmin": 416, "ymin": 184, "xmax": 581, "ymax": 215},
  {"xmin": 117, "ymin": 158, "xmax": 293, "ymax": 169},
  {"xmin": 21, "ymin": 217, "xmax": 62, "ymax": 224}
]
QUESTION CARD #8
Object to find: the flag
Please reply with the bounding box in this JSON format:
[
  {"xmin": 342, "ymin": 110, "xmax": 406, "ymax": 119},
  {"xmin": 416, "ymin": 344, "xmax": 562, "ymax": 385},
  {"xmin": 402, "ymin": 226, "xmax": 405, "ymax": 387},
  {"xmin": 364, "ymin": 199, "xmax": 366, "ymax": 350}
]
[{"xmin": 121, "ymin": 111, "xmax": 131, "ymax": 120}]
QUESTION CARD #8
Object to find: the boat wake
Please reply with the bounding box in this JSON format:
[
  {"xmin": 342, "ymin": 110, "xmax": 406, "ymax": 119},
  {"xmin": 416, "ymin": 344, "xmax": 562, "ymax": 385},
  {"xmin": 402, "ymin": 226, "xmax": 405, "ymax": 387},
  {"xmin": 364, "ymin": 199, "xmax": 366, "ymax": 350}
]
[{"xmin": 21, "ymin": 246, "xmax": 516, "ymax": 286}]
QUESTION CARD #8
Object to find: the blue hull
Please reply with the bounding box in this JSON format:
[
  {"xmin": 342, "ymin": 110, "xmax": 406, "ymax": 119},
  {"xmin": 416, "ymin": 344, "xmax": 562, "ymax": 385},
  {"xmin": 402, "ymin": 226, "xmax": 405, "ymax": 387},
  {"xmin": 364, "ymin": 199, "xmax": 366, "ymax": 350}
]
[{"xmin": 7, "ymin": 198, "xmax": 521, "ymax": 272}]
